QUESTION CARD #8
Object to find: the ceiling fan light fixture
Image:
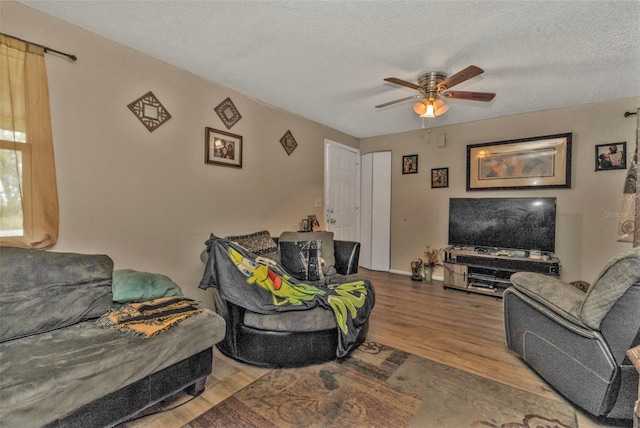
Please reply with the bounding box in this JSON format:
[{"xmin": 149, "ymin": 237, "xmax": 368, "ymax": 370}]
[
  {"xmin": 418, "ymin": 99, "xmax": 436, "ymax": 118},
  {"xmin": 413, "ymin": 101, "xmax": 427, "ymax": 115},
  {"xmin": 414, "ymin": 98, "xmax": 447, "ymax": 118},
  {"xmin": 433, "ymin": 99, "xmax": 449, "ymax": 116},
  {"xmin": 423, "ymin": 103, "xmax": 435, "ymax": 118}
]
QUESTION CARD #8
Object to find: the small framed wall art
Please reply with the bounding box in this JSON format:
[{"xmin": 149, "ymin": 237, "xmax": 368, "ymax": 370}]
[
  {"xmin": 205, "ymin": 127, "xmax": 243, "ymax": 168},
  {"xmin": 595, "ymin": 142, "xmax": 626, "ymax": 171},
  {"xmin": 431, "ymin": 167, "xmax": 449, "ymax": 188},
  {"xmin": 402, "ymin": 155, "xmax": 418, "ymax": 174}
]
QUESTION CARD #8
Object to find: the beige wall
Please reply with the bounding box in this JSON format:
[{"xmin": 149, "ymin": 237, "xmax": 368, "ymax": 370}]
[
  {"xmin": 4, "ymin": 1, "xmax": 638, "ymax": 304},
  {"xmin": 2, "ymin": 1, "xmax": 358, "ymax": 308},
  {"xmin": 361, "ymin": 97, "xmax": 640, "ymax": 282}
]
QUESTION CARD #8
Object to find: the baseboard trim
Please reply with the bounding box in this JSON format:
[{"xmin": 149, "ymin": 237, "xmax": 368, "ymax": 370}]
[{"xmin": 388, "ymin": 269, "xmax": 443, "ymax": 281}]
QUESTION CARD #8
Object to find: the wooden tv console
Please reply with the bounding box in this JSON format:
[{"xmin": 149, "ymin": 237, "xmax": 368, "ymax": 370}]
[{"xmin": 443, "ymin": 247, "xmax": 561, "ymax": 298}]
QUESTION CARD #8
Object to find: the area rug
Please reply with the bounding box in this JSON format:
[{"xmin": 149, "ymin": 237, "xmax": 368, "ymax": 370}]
[{"xmin": 185, "ymin": 341, "xmax": 577, "ymax": 428}]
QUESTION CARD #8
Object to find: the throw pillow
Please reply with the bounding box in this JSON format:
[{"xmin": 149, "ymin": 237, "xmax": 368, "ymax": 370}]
[
  {"xmin": 112, "ymin": 269, "xmax": 183, "ymax": 303},
  {"xmin": 225, "ymin": 230, "xmax": 278, "ymax": 261},
  {"xmin": 279, "ymin": 231, "xmax": 336, "ymax": 276},
  {"xmin": 279, "ymin": 240, "xmax": 324, "ymax": 282}
]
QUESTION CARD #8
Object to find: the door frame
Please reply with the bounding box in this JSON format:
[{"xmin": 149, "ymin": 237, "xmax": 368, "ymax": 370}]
[{"xmin": 323, "ymin": 139, "xmax": 361, "ymax": 241}]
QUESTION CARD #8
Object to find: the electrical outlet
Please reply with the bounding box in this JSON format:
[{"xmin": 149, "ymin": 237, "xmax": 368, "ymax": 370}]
[{"xmin": 315, "ymin": 197, "xmax": 323, "ymax": 207}]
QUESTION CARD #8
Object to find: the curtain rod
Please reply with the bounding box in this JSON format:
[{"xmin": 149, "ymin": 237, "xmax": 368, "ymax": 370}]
[
  {"xmin": 624, "ymin": 111, "xmax": 637, "ymax": 117},
  {"xmin": 1, "ymin": 32, "xmax": 77, "ymax": 61}
]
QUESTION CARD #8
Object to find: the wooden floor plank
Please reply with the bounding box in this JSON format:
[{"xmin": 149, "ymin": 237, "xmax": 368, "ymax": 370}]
[{"xmin": 122, "ymin": 269, "xmax": 626, "ymax": 428}]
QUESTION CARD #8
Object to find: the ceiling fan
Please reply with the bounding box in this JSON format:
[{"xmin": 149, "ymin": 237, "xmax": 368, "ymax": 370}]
[{"xmin": 376, "ymin": 65, "xmax": 495, "ymax": 118}]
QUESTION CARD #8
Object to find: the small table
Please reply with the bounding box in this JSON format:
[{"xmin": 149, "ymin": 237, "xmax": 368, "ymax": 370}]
[{"xmin": 627, "ymin": 345, "xmax": 640, "ymax": 428}]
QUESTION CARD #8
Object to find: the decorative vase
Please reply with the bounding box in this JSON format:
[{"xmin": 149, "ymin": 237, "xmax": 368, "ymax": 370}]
[{"xmin": 423, "ymin": 266, "xmax": 433, "ymax": 282}]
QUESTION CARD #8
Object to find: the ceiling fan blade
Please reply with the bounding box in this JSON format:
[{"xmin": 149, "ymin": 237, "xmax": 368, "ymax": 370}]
[
  {"xmin": 384, "ymin": 77, "xmax": 421, "ymax": 91},
  {"xmin": 442, "ymin": 91, "xmax": 495, "ymax": 101},
  {"xmin": 375, "ymin": 95, "xmax": 420, "ymax": 108},
  {"xmin": 437, "ymin": 65, "xmax": 484, "ymax": 91}
]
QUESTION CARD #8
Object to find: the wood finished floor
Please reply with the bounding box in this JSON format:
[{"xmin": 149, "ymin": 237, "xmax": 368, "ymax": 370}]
[{"xmin": 124, "ymin": 269, "xmax": 628, "ymax": 428}]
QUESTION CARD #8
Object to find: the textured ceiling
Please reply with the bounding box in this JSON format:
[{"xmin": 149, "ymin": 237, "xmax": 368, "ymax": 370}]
[{"xmin": 17, "ymin": 0, "xmax": 640, "ymax": 139}]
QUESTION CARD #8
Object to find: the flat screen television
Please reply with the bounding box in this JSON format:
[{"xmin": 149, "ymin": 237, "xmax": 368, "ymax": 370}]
[{"xmin": 448, "ymin": 197, "xmax": 556, "ymax": 253}]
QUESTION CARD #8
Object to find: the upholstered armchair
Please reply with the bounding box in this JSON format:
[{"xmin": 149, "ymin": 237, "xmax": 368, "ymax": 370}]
[
  {"xmin": 199, "ymin": 230, "xmax": 370, "ymax": 368},
  {"xmin": 503, "ymin": 248, "xmax": 640, "ymax": 420}
]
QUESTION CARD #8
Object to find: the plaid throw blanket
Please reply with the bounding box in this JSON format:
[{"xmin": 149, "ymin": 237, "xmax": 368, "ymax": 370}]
[{"xmin": 97, "ymin": 296, "xmax": 202, "ymax": 338}]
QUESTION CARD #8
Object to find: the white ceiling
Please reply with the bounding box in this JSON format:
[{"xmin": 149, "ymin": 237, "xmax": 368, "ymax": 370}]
[{"xmin": 17, "ymin": 0, "xmax": 640, "ymax": 139}]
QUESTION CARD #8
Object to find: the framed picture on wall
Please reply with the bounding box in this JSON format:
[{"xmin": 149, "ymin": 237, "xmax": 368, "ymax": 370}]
[
  {"xmin": 205, "ymin": 127, "xmax": 243, "ymax": 168},
  {"xmin": 431, "ymin": 167, "xmax": 449, "ymax": 188},
  {"xmin": 402, "ymin": 154, "xmax": 418, "ymax": 174},
  {"xmin": 595, "ymin": 142, "xmax": 626, "ymax": 171},
  {"xmin": 467, "ymin": 133, "xmax": 572, "ymax": 191}
]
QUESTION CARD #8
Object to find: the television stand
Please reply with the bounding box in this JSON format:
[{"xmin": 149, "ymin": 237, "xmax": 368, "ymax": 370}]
[{"xmin": 443, "ymin": 247, "xmax": 561, "ymax": 298}]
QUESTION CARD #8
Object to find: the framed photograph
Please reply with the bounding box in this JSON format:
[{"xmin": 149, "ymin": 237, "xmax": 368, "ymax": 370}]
[
  {"xmin": 467, "ymin": 133, "xmax": 572, "ymax": 191},
  {"xmin": 205, "ymin": 127, "xmax": 242, "ymax": 168},
  {"xmin": 402, "ymin": 154, "xmax": 418, "ymax": 174},
  {"xmin": 431, "ymin": 167, "xmax": 449, "ymax": 188},
  {"xmin": 307, "ymin": 214, "xmax": 320, "ymax": 229},
  {"xmin": 595, "ymin": 142, "xmax": 626, "ymax": 171}
]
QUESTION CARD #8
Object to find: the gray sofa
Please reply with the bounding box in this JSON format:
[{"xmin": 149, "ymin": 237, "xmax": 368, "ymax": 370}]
[
  {"xmin": 0, "ymin": 247, "xmax": 226, "ymax": 428},
  {"xmin": 504, "ymin": 247, "xmax": 640, "ymax": 420}
]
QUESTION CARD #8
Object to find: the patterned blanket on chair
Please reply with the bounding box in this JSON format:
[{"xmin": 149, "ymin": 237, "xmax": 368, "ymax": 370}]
[{"xmin": 198, "ymin": 237, "xmax": 375, "ymax": 357}]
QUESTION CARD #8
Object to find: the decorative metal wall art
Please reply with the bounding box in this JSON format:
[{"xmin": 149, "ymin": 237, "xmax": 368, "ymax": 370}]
[
  {"xmin": 127, "ymin": 91, "xmax": 171, "ymax": 132},
  {"xmin": 214, "ymin": 97, "xmax": 242, "ymax": 129},
  {"xmin": 280, "ymin": 130, "xmax": 298, "ymax": 156}
]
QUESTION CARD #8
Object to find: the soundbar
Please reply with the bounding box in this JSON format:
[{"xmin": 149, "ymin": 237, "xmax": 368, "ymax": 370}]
[{"xmin": 455, "ymin": 255, "xmax": 560, "ymax": 276}]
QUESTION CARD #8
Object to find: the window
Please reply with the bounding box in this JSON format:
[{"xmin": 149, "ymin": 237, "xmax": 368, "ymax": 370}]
[
  {"xmin": 0, "ymin": 130, "xmax": 29, "ymax": 237},
  {"xmin": 0, "ymin": 34, "xmax": 58, "ymax": 249}
]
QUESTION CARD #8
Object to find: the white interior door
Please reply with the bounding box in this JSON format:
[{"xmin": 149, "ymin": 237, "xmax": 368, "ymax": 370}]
[
  {"xmin": 360, "ymin": 151, "xmax": 391, "ymax": 271},
  {"xmin": 324, "ymin": 140, "xmax": 360, "ymax": 241},
  {"xmin": 360, "ymin": 154, "xmax": 373, "ymax": 268}
]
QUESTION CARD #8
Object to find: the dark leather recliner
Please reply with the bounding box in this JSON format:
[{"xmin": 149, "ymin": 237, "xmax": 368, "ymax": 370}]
[
  {"xmin": 504, "ymin": 248, "xmax": 640, "ymax": 420},
  {"xmin": 210, "ymin": 240, "xmax": 367, "ymax": 368}
]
